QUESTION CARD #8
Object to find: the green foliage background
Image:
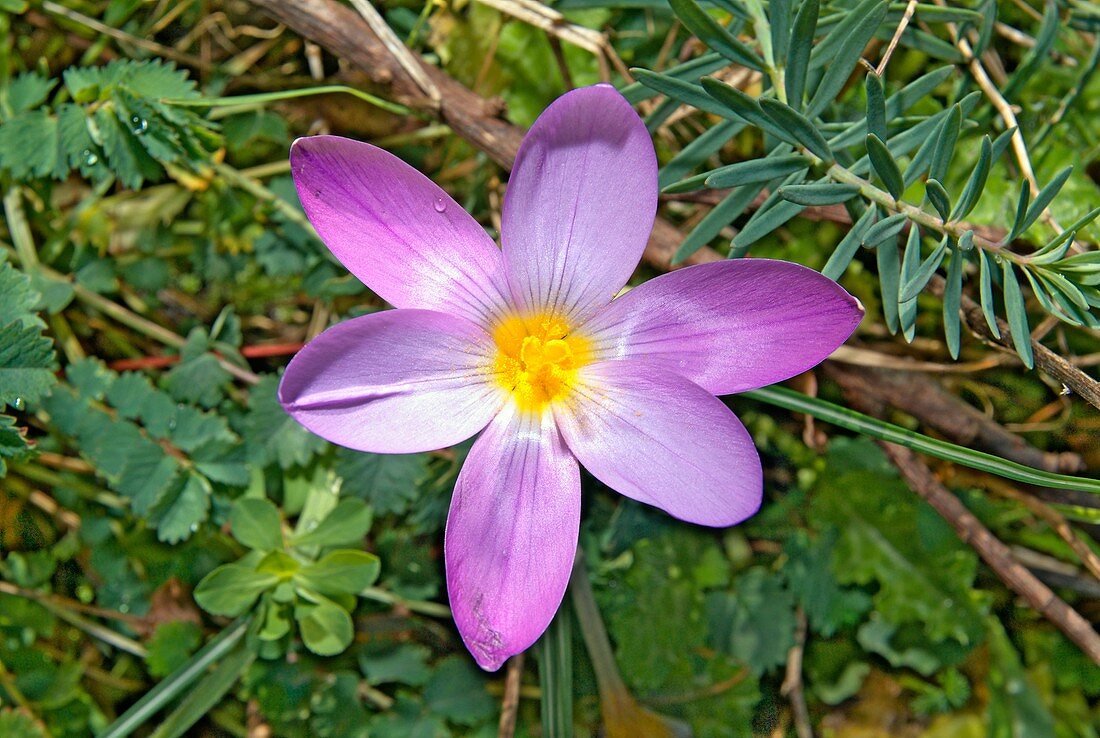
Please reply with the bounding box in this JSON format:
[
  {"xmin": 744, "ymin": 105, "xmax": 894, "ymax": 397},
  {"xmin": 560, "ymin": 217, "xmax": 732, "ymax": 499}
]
[{"xmin": 1, "ymin": 0, "xmax": 1099, "ymax": 736}]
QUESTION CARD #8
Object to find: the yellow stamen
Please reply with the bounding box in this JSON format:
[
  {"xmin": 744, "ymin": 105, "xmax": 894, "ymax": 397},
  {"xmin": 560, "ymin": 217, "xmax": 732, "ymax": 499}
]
[{"xmin": 492, "ymin": 313, "xmax": 592, "ymax": 413}]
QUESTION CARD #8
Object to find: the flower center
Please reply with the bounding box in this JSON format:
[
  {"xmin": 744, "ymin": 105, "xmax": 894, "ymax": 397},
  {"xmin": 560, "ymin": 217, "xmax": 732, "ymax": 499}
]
[{"xmin": 493, "ymin": 313, "xmax": 592, "ymax": 413}]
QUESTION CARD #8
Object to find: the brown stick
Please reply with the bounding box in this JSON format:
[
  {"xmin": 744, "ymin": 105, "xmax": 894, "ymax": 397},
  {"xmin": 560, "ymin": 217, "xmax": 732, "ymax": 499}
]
[
  {"xmin": 928, "ymin": 275, "xmax": 1100, "ymax": 411},
  {"xmin": 823, "ymin": 363, "xmax": 1085, "ymax": 474},
  {"xmin": 879, "ymin": 442, "xmax": 1100, "ymax": 664},
  {"xmin": 497, "ymin": 653, "xmax": 524, "ymax": 738}
]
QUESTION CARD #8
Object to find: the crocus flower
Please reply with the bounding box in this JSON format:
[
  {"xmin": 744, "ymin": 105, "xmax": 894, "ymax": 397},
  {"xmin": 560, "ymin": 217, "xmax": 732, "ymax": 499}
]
[{"xmin": 279, "ymin": 84, "xmax": 862, "ymax": 671}]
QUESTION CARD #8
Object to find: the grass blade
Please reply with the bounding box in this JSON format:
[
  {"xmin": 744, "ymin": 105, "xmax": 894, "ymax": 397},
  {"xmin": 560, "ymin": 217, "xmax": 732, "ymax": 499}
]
[
  {"xmin": 743, "ymin": 386, "xmax": 1100, "ymax": 494},
  {"xmin": 538, "ymin": 606, "xmax": 574, "ymax": 738}
]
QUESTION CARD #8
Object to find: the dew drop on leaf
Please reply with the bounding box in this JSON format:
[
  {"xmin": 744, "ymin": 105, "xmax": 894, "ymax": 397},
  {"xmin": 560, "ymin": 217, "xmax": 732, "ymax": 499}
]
[
  {"xmin": 130, "ymin": 115, "xmax": 148, "ymax": 135},
  {"xmin": 12, "ymin": 397, "xmax": 25, "ymax": 411},
  {"xmin": 82, "ymin": 149, "xmax": 99, "ymax": 166}
]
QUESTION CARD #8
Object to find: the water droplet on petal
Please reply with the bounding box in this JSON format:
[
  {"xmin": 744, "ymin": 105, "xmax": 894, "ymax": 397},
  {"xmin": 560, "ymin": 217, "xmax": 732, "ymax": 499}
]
[
  {"xmin": 130, "ymin": 115, "xmax": 148, "ymax": 135},
  {"xmin": 82, "ymin": 149, "xmax": 99, "ymax": 166},
  {"xmin": 12, "ymin": 397, "xmax": 25, "ymax": 411},
  {"xmin": 433, "ymin": 197, "xmax": 447, "ymax": 213}
]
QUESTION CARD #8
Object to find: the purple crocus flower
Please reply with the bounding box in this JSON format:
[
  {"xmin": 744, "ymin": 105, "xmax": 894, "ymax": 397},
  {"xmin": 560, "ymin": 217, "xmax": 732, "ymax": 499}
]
[{"xmin": 279, "ymin": 84, "xmax": 862, "ymax": 671}]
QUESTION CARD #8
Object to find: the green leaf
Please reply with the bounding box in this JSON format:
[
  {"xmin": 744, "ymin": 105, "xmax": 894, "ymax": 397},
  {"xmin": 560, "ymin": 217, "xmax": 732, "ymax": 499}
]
[
  {"xmin": 0, "ymin": 414, "xmax": 30, "ymax": 475},
  {"xmin": 149, "ymin": 643, "xmax": 256, "ymax": 738},
  {"xmin": 950, "ymin": 135, "xmax": 991, "ymax": 219},
  {"xmin": 1005, "ymin": 184, "xmax": 1031, "ymax": 244},
  {"xmin": 700, "ymin": 77, "xmax": 794, "ymax": 142},
  {"xmin": 0, "ymin": 109, "xmax": 58, "ymax": 178},
  {"xmin": 145, "ymin": 622, "xmax": 203, "ymax": 679},
  {"xmin": 336, "ymin": 449, "xmax": 429, "ymax": 516},
  {"xmin": 424, "ymin": 656, "xmax": 495, "ymax": 725},
  {"xmin": 777, "ymin": 182, "xmax": 860, "ymax": 206},
  {"xmin": 154, "ymin": 472, "xmax": 212, "ymax": 544},
  {"xmin": 667, "ymin": 0, "xmax": 763, "ymax": 70},
  {"xmin": 978, "ymin": 250, "xmax": 1001, "ymax": 339},
  {"xmin": 807, "ymin": 0, "xmax": 888, "ymax": 117},
  {"xmin": 784, "ymin": 0, "xmax": 819, "ymax": 107},
  {"xmin": 0, "ymin": 321, "xmax": 57, "ymax": 408},
  {"xmin": 230, "ymin": 497, "xmax": 284, "ymax": 551},
  {"xmin": 702, "ymin": 153, "xmax": 809, "ymax": 188},
  {"xmin": 1018, "ymin": 165, "xmax": 1073, "ymax": 238},
  {"xmin": 360, "ymin": 643, "xmax": 432, "ymax": 686},
  {"xmin": 899, "ymin": 225, "xmax": 921, "ymax": 340},
  {"xmin": 877, "ymin": 234, "xmax": 902, "ymax": 333},
  {"xmin": 194, "ymin": 564, "xmax": 278, "ymax": 617},
  {"xmin": 925, "ymin": 178, "xmax": 951, "ymax": 220},
  {"xmin": 861, "ymin": 211, "xmax": 908, "ymax": 248},
  {"xmin": 1001, "ymin": 260, "xmax": 1034, "ymax": 369},
  {"xmin": 0, "ymin": 710, "xmax": 49, "ymax": 738},
  {"xmin": 759, "ymin": 98, "xmax": 833, "ymax": 160},
  {"xmin": 296, "ymin": 550, "xmax": 381, "ymax": 596},
  {"xmin": 822, "ymin": 205, "xmax": 876, "ymax": 280},
  {"xmin": 899, "ymin": 236, "xmax": 948, "ymax": 302},
  {"xmin": 714, "ymin": 567, "xmax": 796, "ymax": 674},
  {"xmin": 0, "ymin": 260, "xmax": 45, "ymax": 329},
  {"xmin": 866, "ymin": 133, "xmax": 903, "ymax": 198},
  {"xmin": 943, "ymin": 246, "xmax": 963, "ymax": 359},
  {"xmin": 659, "ymin": 118, "xmax": 745, "ymax": 189},
  {"xmin": 631, "ymin": 69, "xmax": 735, "ymax": 119},
  {"xmin": 865, "ymin": 72, "xmax": 886, "ymax": 142},
  {"xmin": 537, "ymin": 609, "xmax": 573, "ymax": 738},
  {"xmin": 675, "ymin": 181, "xmax": 768, "ymax": 264},
  {"xmin": 297, "ymin": 599, "xmax": 354, "ymax": 656},
  {"xmin": 731, "ymin": 198, "xmax": 805, "ymax": 250},
  {"xmin": 246, "ymin": 375, "xmax": 326, "ymax": 469},
  {"xmin": 785, "ymin": 531, "xmax": 871, "ymax": 637},
  {"xmin": 986, "ymin": 619, "xmax": 1056, "ymax": 736},
  {"xmin": 811, "ymin": 439, "xmax": 986, "ymax": 647},
  {"xmin": 928, "ymin": 104, "xmax": 960, "ymax": 183},
  {"xmin": 5, "ymin": 71, "xmax": 55, "ymax": 113},
  {"xmin": 291, "ymin": 498, "xmax": 374, "ymax": 548}
]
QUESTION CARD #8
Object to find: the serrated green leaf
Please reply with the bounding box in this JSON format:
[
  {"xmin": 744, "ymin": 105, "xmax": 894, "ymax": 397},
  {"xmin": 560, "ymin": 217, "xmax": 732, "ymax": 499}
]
[
  {"xmin": 0, "ymin": 110, "xmax": 58, "ymax": 178},
  {"xmin": 866, "ymin": 133, "xmax": 903, "ymax": 198},
  {"xmin": 231, "ymin": 498, "xmax": 284, "ymax": 551},
  {"xmin": 5, "ymin": 72, "xmax": 55, "ymax": 114},
  {"xmin": 155, "ymin": 472, "xmax": 212, "ymax": 543},
  {"xmin": 246, "ymin": 375, "xmax": 326, "ymax": 469},
  {"xmin": 295, "ymin": 550, "xmax": 380, "ymax": 596},
  {"xmin": 760, "ymin": 98, "xmax": 833, "ymax": 160},
  {"xmin": 1001, "ymin": 260, "xmax": 1034, "ymax": 368},
  {"xmin": 668, "ymin": 0, "xmax": 763, "ymax": 70},
  {"xmin": 336, "ymin": 449, "xmax": 429, "ymax": 516},
  {"xmin": 784, "ymin": 0, "xmax": 819, "ymax": 108},
  {"xmin": 0, "ymin": 322, "xmax": 57, "ymax": 407},
  {"xmin": 703, "ymin": 152, "xmax": 809, "ymax": 188},
  {"xmin": 0, "ymin": 261, "xmax": 44, "ymax": 329},
  {"xmin": 0, "ymin": 414, "xmax": 30, "ymax": 475}
]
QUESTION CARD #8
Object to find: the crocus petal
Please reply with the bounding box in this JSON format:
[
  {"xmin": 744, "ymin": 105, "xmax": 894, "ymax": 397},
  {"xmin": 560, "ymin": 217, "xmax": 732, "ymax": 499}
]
[
  {"xmin": 446, "ymin": 406, "xmax": 580, "ymax": 671},
  {"xmin": 291, "ymin": 135, "xmax": 511, "ymax": 326},
  {"xmin": 580, "ymin": 259, "xmax": 863, "ymax": 395},
  {"xmin": 501, "ymin": 84, "xmax": 658, "ymax": 323},
  {"xmin": 554, "ymin": 360, "xmax": 761, "ymax": 527},
  {"xmin": 279, "ymin": 309, "xmax": 503, "ymax": 453}
]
